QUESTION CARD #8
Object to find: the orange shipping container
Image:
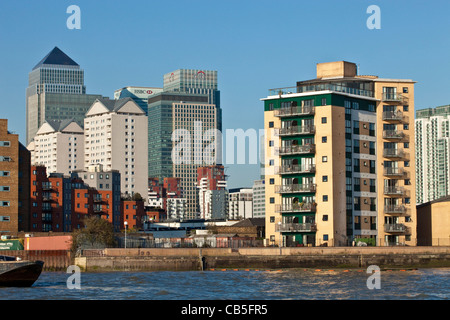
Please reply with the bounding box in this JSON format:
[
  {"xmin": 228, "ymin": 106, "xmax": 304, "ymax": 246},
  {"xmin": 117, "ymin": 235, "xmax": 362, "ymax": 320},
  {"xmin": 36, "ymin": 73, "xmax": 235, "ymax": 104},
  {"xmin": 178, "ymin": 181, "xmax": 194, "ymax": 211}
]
[{"xmin": 25, "ymin": 236, "xmax": 72, "ymax": 250}]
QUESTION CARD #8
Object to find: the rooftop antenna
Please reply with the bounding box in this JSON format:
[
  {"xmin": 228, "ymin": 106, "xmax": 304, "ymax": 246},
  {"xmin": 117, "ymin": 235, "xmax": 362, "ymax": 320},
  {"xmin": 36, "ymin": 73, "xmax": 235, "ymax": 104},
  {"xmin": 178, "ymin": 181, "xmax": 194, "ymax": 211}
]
[{"xmin": 357, "ymin": 64, "xmax": 360, "ymax": 75}]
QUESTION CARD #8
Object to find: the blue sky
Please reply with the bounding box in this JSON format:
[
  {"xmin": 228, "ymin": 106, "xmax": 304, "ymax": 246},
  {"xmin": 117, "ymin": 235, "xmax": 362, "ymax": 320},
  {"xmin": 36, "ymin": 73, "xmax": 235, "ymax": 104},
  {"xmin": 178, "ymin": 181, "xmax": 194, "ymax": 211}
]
[{"xmin": 0, "ymin": 0, "xmax": 449, "ymax": 188}]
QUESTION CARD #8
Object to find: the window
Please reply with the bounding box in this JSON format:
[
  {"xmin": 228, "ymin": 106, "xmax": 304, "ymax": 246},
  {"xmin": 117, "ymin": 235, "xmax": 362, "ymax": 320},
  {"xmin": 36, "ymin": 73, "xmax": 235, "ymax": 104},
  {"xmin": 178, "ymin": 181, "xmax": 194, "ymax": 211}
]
[
  {"xmin": 322, "ymin": 176, "xmax": 328, "ymax": 182},
  {"xmin": 404, "ymin": 142, "xmax": 409, "ymax": 149},
  {"xmin": 270, "ymin": 216, "xmax": 275, "ymax": 223},
  {"xmin": 322, "ymin": 136, "xmax": 327, "ymax": 143},
  {"xmin": 323, "ymin": 234, "xmax": 329, "ymax": 241},
  {"xmin": 0, "ymin": 201, "xmax": 10, "ymax": 207},
  {"xmin": 0, "ymin": 171, "xmax": 10, "ymax": 177},
  {"xmin": 323, "ymin": 215, "xmax": 328, "ymax": 221},
  {"xmin": 321, "ymin": 98, "xmax": 327, "ymax": 106},
  {"xmin": 0, "ymin": 216, "xmax": 10, "ymax": 222},
  {"xmin": 270, "ymin": 197, "xmax": 275, "ymax": 204},
  {"xmin": 404, "ymin": 161, "xmax": 410, "ymax": 167},
  {"xmin": 269, "ymin": 159, "xmax": 274, "ymax": 166},
  {"xmin": 0, "ymin": 141, "xmax": 10, "ymax": 147},
  {"xmin": 269, "ymin": 121, "xmax": 274, "ymax": 128},
  {"xmin": 321, "ymin": 117, "xmax": 327, "ymax": 124},
  {"xmin": 269, "ymin": 178, "xmax": 275, "ymax": 185},
  {"xmin": 269, "ymin": 140, "xmax": 274, "ymax": 147},
  {"xmin": 0, "ymin": 186, "xmax": 10, "ymax": 192},
  {"xmin": 403, "ymin": 124, "xmax": 409, "ymax": 130},
  {"xmin": 268, "ymin": 103, "xmax": 274, "ymax": 111},
  {"xmin": 403, "ymin": 105, "xmax": 409, "ymax": 112},
  {"xmin": 403, "ymin": 87, "xmax": 408, "ymax": 93},
  {"xmin": 323, "ymin": 195, "xmax": 328, "ymax": 202},
  {"xmin": 322, "ymin": 156, "xmax": 328, "ymax": 162}
]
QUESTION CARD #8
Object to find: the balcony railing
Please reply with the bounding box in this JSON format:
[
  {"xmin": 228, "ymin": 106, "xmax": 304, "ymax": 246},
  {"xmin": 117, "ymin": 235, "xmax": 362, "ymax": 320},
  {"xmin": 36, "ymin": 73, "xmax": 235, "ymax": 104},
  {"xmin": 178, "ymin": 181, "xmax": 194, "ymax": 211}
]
[
  {"xmin": 382, "ymin": 111, "xmax": 404, "ymax": 122},
  {"xmin": 384, "ymin": 167, "xmax": 405, "ymax": 177},
  {"xmin": 275, "ymin": 202, "xmax": 316, "ymax": 213},
  {"xmin": 382, "ymin": 93, "xmax": 404, "ymax": 102},
  {"xmin": 276, "ymin": 164, "xmax": 316, "ymax": 175},
  {"xmin": 276, "ymin": 144, "xmax": 315, "ymax": 155},
  {"xmin": 274, "ymin": 106, "xmax": 315, "ymax": 117},
  {"xmin": 384, "ymin": 205, "xmax": 407, "ymax": 214},
  {"xmin": 93, "ymin": 196, "xmax": 104, "ymax": 203},
  {"xmin": 384, "ymin": 186, "xmax": 405, "ymax": 196},
  {"xmin": 383, "ymin": 130, "xmax": 405, "ymax": 140},
  {"xmin": 276, "ymin": 223, "xmax": 317, "ymax": 233},
  {"xmin": 384, "ymin": 223, "xmax": 408, "ymax": 234},
  {"xmin": 276, "ymin": 125, "xmax": 315, "ymax": 136},
  {"xmin": 275, "ymin": 184, "xmax": 316, "ymax": 194},
  {"xmin": 383, "ymin": 148, "xmax": 405, "ymax": 158},
  {"xmin": 268, "ymin": 84, "xmax": 374, "ymax": 98}
]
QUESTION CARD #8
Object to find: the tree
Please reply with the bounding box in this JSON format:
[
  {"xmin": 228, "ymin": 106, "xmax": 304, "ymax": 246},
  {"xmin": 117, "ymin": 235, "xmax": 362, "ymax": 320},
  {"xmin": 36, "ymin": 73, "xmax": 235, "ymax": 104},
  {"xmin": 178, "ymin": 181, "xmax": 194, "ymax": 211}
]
[{"xmin": 71, "ymin": 216, "xmax": 116, "ymax": 255}]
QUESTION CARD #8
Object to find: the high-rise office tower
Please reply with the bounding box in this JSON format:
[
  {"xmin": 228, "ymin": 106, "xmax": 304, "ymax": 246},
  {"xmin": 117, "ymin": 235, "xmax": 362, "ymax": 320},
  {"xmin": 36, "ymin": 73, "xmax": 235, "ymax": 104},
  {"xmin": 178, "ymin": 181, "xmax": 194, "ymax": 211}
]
[
  {"xmin": 415, "ymin": 105, "xmax": 450, "ymax": 204},
  {"xmin": 263, "ymin": 61, "xmax": 416, "ymax": 247},
  {"xmin": 28, "ymin": 119, "xmax": 84, "ymax": 176},
  {"xmin": 148, "ymin": 69, "xmax": 222, "ymax": 219},
  {"xmin": 84, "ymin": 97, "xmax": 148, "ymax": 198},
  {"xmin": 114, "ymin": 86, "xmax": 163, "ymax": 115},
  {"xmin": 26, "ymin": 46, "xmax": 103, "ymax": 144}
]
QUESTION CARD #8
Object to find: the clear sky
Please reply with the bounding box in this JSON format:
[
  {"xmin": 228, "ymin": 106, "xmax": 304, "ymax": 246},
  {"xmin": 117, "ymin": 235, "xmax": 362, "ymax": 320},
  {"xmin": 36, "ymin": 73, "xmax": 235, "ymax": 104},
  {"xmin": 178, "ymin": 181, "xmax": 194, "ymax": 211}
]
[{"xmin": 1, "ymin": 0, "xmax": 449, "ymax": 188}]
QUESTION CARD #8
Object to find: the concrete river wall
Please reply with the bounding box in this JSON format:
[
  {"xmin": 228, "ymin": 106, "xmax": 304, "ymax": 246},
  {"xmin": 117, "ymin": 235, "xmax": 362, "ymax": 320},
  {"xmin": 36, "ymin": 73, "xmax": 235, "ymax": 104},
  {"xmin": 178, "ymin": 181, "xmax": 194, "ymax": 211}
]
[{"xmin": 75, "ymin": 247, "xmax": 450, "ymax": 271}]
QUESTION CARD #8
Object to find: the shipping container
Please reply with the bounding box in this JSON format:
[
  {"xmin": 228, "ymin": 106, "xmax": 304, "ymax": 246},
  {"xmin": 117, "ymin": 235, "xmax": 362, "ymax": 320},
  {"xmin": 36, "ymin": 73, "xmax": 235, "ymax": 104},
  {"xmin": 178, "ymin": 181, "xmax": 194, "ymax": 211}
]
[{"xmin": 25, "ymin": 236, "xmax": 72, "ymax": 250}]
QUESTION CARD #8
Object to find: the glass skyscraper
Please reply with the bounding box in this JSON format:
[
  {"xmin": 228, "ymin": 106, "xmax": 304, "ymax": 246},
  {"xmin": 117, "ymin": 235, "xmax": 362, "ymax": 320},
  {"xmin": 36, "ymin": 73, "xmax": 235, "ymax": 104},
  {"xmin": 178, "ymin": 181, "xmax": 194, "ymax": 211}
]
[
  {"xmin": 26, "ymin": 47, "xmax": 103, "ymax": 144},
  {"xmin": 148, "ymin": 69, "xmax": 222, "ymax": 219}
]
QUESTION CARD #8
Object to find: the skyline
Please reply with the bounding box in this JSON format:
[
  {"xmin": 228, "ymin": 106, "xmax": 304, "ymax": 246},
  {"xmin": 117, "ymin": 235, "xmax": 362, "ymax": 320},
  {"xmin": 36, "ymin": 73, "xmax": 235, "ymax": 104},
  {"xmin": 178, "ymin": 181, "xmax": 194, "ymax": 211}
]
[{"xmin": 1, "ymin": 0, "xmax": 450, "ymax": 188}]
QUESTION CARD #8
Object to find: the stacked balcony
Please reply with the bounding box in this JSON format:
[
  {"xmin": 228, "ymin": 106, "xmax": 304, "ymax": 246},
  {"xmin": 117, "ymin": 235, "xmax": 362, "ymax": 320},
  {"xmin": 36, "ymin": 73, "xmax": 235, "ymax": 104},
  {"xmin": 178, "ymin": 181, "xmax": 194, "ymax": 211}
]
[
  {"xmin": 383, "ymin": 167, "xmax": 406, "ymax": 177},
  {"xmin": 383, "ymin": 186, "xmax": 405, "ymax": 196},
  {"xmin": 276, "ymin": 222, "xmax": 317, "ymax": 233},
  {"xmin": 274, "ymin": 106, "xmax": 315, "ymax": 117},
  {"xmin": 276, "ymin": 125, "xmax": 315, "ymax": 137},
  {"xmin": 383, "ymin": 130, "xmax": 405, "ymax": 140},
  {"xmin": 275, "ymin": 202, "xmax": 316, "ymax": 213},
  {"xmin": 276, "ymin": 144, "xmax": 315, "ymax": 156},
  {"xmin": 275, "ymin": 183, "xmax": 316, "ymax": 194},
  {"xmin": 382, "ymin": 110, "xmax": 404, "ymax": 122},
  {"xmin": 384, "ymin": 223, "xmax": 409, "ymax": 234},
  {"xmin": 384, "ymin": 205, "xmax": 407, "ymax": 214},
  {"xmin": 276, "ymin": 164, "xmax": 316, "ymax": 175},
  {"xmin": 383, "ymin": 148, "xmax": 405, "ymax": 159}
]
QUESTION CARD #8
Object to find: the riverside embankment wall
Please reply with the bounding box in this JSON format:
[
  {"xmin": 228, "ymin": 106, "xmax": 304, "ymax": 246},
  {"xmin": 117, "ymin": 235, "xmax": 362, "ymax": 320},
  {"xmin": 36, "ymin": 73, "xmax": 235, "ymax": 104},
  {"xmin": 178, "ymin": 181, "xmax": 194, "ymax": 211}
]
[{"xmin": 75, "ymin": 246, "xmax": 450, "ymax": 271}]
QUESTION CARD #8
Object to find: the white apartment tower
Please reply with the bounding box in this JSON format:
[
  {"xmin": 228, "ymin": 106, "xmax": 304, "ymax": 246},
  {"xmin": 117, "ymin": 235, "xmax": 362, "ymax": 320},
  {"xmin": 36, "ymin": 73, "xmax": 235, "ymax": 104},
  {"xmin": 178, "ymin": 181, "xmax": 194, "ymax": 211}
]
[
  {"xmin": 27, "ymin": 119, "xmax": 84, "ymax": 175},
  {"xmin": 84, "ymin": 98, "xmax": 148, "ymax": 198},
  {"xmin": 415, "ymin": 106, "xmax": 450, "ymax": 204}
]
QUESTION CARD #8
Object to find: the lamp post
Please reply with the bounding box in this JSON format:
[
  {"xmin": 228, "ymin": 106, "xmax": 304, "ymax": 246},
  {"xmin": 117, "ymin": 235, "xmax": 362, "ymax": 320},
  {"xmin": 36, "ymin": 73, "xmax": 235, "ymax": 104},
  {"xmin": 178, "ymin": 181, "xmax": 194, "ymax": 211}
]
[{"xmin": 124, "ymin": 221, "xmax": 128, "ymax": 249}]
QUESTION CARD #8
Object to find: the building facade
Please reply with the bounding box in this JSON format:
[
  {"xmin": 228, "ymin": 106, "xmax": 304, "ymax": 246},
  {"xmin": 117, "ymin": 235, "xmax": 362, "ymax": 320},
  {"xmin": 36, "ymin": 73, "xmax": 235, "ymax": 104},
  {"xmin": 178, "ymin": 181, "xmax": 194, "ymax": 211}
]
[
  {"xmin": 84, "ymin": 97, "xmax": 148, "ymax": 198},
  {"xmin": 415, "ymin": 105, "xmax": 450, "ymax": 204},
  {"xmin": 28, "ymin": 119, "xmax": 84, "ymax": 175},
  {"xmin": 252, "ymin": 179, "xmax": 265, "ymax": 218},
  {"xmin": 229, "ymin": 188, "xmax": 253, "ymax": 220},
  {"xmin": 26, "ymin": 46, "xmax": 103, "ymax": 144},
  {"xmin": 197, "ymin": 165, "xmax": 228, "ymax": 220},
  {"xmin": 263, "ymin": 61, "xmax": 416, "ymax": 247},
  {"xmin": 0, "ymin": 119, "xmax": 30, "ymax": 235}
]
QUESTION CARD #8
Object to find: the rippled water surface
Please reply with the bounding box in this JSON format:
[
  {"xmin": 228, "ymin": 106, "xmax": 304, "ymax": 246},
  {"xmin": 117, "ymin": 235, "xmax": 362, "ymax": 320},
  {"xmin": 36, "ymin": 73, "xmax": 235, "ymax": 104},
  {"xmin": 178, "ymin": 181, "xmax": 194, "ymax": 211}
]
[{"xmin": 1, "ymin": 268, "xmax": 449, "ymax": 300}]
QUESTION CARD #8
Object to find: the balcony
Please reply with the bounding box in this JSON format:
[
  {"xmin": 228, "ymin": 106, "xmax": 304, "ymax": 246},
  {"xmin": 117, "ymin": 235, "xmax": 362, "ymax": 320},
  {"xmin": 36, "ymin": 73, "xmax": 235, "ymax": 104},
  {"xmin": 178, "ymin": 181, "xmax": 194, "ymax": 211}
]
[
  {"xmin": 276, "ymin": 125, "xmax": 315, "ymax": 137},
  {"xmin": 276, "ymin": 144, "xmax": 315, "ymax": 155},
  {"xmin": 382, "ymin": 93, "xmax": 405, "ymax": 103},
  {"xmin": 42, "ymin": 183, "xmax": 54, "ymax": 191},
  {"xmin": 275, "ymin": 184, "xmax": 316, "ymax": 194},
  {"xmin": 382, "ymin": 111, "xmax": 404, "ymax": 122},
  {"xmin": 274, "ymin": 106, "xmax": 315, "ymax": 117},
  {"xmin": 383, "ymin": 130, "xmax": 405, "ymax": 140},
  {"xmin": 383, "ymin": 148, "xmax": 405, "ymax": 159},
  {"xmin": 93, "ymin": 196, "xmax": 104, "ymax": 203},
  {"xmin": 42, "ymin": 195, "xmax": 52, "ymax": 202},
  {"xmin": 276, "ymin": 164, "xmax": 316, "ymax": 175},
  {"xmin": 384, "ymin": 223, "xmax": 408, "ymax": 234},
  {"xmin": 42, "ymin": 206, "xmax": 52, "ymax": 212},
  {"xmin": 384, "ymin": 167, "xmax": 406, "ymax": 177},
  {"xmin": 275, "ymin": 202, "xmax": 316, "ymax": 213},
  {"xmin": 384, "ymin": 205, "xmax": 407, "ymax": 214},
  {"xmin": 276, "ymin": 222, "xmax": 317, "ymax": 233},
  {"xmin": 384, "ymin": 186, "xmax": 405, "ymax": 196}
]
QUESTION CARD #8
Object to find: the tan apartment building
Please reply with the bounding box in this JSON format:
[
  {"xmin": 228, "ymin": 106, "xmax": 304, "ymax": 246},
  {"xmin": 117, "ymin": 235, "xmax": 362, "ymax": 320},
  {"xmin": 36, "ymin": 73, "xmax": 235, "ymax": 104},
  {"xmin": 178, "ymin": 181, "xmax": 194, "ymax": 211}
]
[
  {"xmin": 263, "ymin": 61, "xmax": 416, "ymax": 247},
  {"xmin": 416, "ymin": 196, "xmax": 450, "ymax": 246},
  {"xmin": 0, "ymin": 119, "xmax": 30, "ymax": 236},
  {"xmin": 84, "ymin": 97, "xmax": 148, "ymax": 198},
  {"xmin": 27, "ymin": 119, "xmax": 84, "ymax": 176}
]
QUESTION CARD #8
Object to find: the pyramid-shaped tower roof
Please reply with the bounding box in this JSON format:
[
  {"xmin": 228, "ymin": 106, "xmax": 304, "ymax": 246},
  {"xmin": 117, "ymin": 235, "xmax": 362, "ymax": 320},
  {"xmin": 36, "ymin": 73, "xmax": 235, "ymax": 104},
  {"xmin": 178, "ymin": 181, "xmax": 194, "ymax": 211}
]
[{"xmin": 32, "ymin": 46, "xmax": 79, "ymax": 70}]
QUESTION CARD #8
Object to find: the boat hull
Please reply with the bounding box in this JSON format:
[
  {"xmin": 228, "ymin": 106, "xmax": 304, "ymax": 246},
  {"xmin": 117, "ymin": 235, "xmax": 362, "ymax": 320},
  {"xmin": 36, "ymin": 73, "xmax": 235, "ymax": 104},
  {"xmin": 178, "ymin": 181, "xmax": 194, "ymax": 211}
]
[{"xmin": 0, "ymin": 261, "xmax": 44, "ymax": 287}]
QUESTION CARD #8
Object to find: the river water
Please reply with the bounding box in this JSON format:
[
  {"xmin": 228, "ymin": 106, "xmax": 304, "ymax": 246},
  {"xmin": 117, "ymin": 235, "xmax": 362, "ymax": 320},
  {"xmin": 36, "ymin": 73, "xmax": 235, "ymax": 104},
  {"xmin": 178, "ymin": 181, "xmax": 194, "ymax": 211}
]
[{"xmin": 1, "ymin": 268, "xmax": 449, "ymax": 300}]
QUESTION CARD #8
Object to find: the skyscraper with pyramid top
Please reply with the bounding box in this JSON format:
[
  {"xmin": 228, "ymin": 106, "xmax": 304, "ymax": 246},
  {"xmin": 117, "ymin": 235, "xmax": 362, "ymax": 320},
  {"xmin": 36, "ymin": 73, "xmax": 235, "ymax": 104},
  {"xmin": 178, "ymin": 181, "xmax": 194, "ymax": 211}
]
[{"xmin": 26, "ymin": 46, "xmax": 103, "ymax": 144}]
